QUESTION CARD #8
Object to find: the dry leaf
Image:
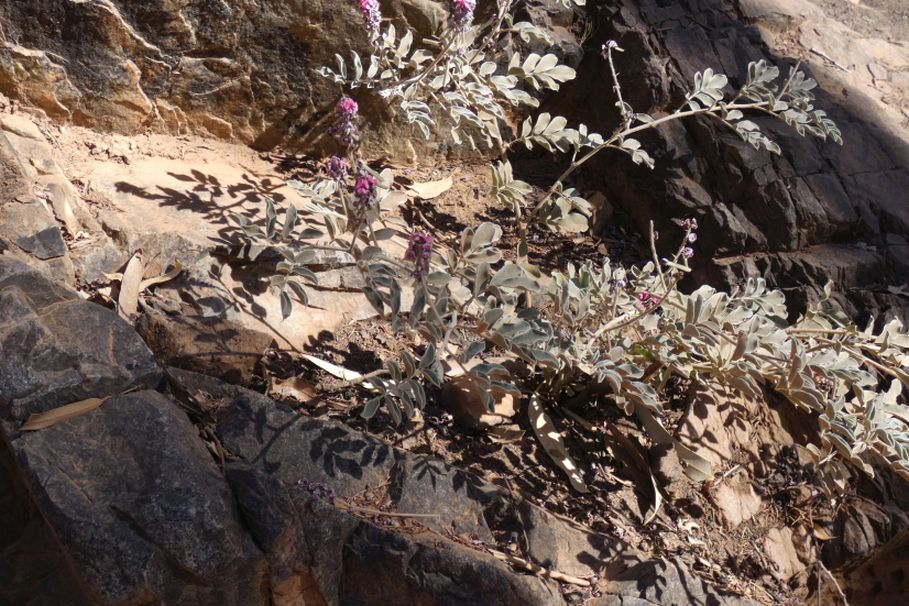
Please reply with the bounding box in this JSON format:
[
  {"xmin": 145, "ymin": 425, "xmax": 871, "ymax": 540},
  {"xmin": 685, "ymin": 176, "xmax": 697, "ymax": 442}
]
[
  {"xmin": 812, "ymin": 524, "xmax": 836, "ymax": 541},
  {"xmin": 302, "ymin": 354, "xmax": 383, "ymax": 390},
  {"xmin": 140, "ymin": 261, "xmax": 183, "ymax": 291},
  {"xmin": 528, "ymin": 395, "xmax": 588, "ymax": 493},
  {"xmin": 21, "ymin": 397, "xmax": 107, "ymax": 431},
  {"xmin": 268, "ymin": 376, "xmax": 319, "ymax": 401},
  {"xmin": 117, "ymin": 252, "xmax": 144, "ymax": 321},
  {"xmin": 406, "ymin": 176, "xmax": 453, "ymax": 200}
]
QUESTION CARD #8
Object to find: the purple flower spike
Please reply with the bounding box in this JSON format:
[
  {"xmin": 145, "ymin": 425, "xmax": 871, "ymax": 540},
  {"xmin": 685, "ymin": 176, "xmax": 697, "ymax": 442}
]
[
  {"xmin": 353, "ymin": 169, "xmax": 380, "ymax": 210},
  {"xmin": 333, "ymin": 96, "xmax": 360, "ymax": 151},
  {"xmin": 451, "ymin": 0, "xmax": 476, "ymax": 32},
  {"xmin": 327, "ymin": 155, "xmax": 348, "ymax": 181},
  {"xmin": 358, "ymin": 0, "xmax": 381, "ymax": 37},
  {"xmin": 405, "ymin": 232, "xmax": 434, "ymax": 280}
]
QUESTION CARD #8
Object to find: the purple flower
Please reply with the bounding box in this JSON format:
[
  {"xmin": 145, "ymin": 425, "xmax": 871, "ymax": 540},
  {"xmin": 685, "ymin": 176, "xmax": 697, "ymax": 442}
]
[
  {"xmin": 687, "ymin": 232, "xmax": 697, "ymax": 243},
  {"xmin": 337, "ymin": 96, "xmax": 359, "ymax": 119},
  {"xmin": 405, "ymin": 232, "xmax": 434, "ymax": 280},
  {"xmin": 333, "ymin": 96, "xmax": 360, "ymax": 151},
  {"xmin": 358, "ymin": 0, "xmax": 381, "ymax": 37},
  {"xmin": 638, "ymin": 290, "xmax": 660, "ymax": 308},
  {"xmin": 682, "ymin": 247, "xmax": 694, "ymax": 259},
  {"xmin": 681, "ymin": 218, "xmax": 698, "ymax": 231},
  {"xmin": 601, "ymin": 40, "xmax": 621, "ymax": 59},
  {"xmin": 353, "ymin": 169, "xmax": 379, "ymax": 209},
  {"xmin": 326, "ymin": 155, "xmax": 348, "ymax": 181},
  {"xmin": 451, "ymin": 0, "xmax": 476, "ymax": 32}
]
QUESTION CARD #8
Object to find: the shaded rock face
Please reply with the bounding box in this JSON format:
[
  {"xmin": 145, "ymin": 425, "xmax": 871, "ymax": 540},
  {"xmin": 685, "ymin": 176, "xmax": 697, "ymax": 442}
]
[
  {"xmin": 0, "ymin": 256, "xmax": 161, "ymax": 429},
  {"xmin": 0, "ymin": 0, "xmax": 447, "ymax": 153},
  {"xmin": 15, "ymin": 391, "xmax": 268, "ymax": 605},
  {"xmin": 532, "ymin": 0, "xmax": 909, "ymax": 321},
  {"xmin": 167, "ymin": 367, "xmax": 758, "ymax": 606}
]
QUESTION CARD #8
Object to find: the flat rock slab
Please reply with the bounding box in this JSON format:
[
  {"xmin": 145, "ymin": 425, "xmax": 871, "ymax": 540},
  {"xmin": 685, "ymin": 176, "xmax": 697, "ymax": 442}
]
[
  {"xmin": 88, "ymin": 157, "xmax": 308, "ymax": 253},
  {"xmin": 0, "ymin": 256, "xmax": 160, "ymax": 429},
  {"xmin": 11, "ymin": 390, "xmax": 267, "ymax": 605}
]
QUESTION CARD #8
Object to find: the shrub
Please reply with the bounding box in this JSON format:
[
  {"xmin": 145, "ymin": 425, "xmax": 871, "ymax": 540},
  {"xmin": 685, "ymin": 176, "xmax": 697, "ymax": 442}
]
[{"xmin": 234, "ymin": 0, "xmax": 908, "ymax": 494}]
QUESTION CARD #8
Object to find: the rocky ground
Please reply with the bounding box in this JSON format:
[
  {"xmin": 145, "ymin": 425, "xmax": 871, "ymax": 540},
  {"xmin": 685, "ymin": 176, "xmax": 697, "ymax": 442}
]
[{"xmin": 1, "ymin": 1, "xmax": 909, "ymax": 605}]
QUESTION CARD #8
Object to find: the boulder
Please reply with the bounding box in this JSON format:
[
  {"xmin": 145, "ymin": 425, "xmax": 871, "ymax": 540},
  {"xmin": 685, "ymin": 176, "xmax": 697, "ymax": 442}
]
[
  {"xmin": 11, "ymin": 390, "xmax": 268, "ymax": 605},
  {"xmin": 137, "ymin": 308, "xmax": 273, "ymax": 384},
  {"xmin": 0, "ymin": 256, "xmax": 161, "ymax": 430}
]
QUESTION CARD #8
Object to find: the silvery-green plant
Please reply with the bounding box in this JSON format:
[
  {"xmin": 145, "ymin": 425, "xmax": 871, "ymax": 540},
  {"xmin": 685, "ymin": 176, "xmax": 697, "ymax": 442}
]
[{"xmin": 232, "ymin": 0, "xmax": 908, "ymax": 495}]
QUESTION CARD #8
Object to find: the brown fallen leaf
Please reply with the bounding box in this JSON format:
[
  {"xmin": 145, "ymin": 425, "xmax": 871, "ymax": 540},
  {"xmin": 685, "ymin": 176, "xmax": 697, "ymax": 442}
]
[
  {"xmin": 20, "ymin": 397, "xmax": 107, "ymax": 431},
  {"xmin": 406, "ymin": 176, "xmax": 453, "ymax": 200},
  {"xmin": 117, "ymin": 251, "xmax": 144, "ymax": 321},
  {"xmin": 140, "ymin": 261, "xmax": 183, "ymax": 291},
  {"xmin": 268, "ymin": 376, "xmax": 319, "ymax": 402}
]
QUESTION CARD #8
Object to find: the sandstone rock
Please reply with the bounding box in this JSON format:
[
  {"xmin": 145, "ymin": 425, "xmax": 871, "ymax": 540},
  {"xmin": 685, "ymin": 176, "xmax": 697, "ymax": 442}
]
[
  {"xmin": 0, "ymin": 0, "xmax": 490, "ymax": 156},
  {"xmin": 713, "ymin": 477, "xmax": 764, "ymax": 529},
  {"xmin": 440, "ymin": 374, "xmax": 519, "ymax": 428},
  {"xmin": 137, "ymin": 308, "xmax": 273, "ymax": 384},
  {"xmin": 0, "ymin": 256, "xmax": 160, "ymax": 429},
  {"xmin": 11, "ymin": 390, "xmax": 268, "ymax": 605},
  {"xmin": 763, "ymin": 527, "xmax": 806, "ymax": 580}
]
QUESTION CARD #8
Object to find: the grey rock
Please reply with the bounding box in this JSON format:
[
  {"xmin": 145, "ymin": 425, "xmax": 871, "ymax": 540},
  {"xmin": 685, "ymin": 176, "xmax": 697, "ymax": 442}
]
[
  {"xmin": 0, "ymin": 437, "xmax": 89, "ymax": 606},
  {"xmin": 0, "ymin": 200, "xmax": 66, "ymax": 260},
  {"xmin": 595, "ymin": 556, "xmax": 759, "ymax": 606},
  {"xmin": 11, "ymin": 390, "xmax": 268, "ymax": 605},
  {"xmin": 0, "ymin": 256, "xmax": 160, "ymax": 429}
]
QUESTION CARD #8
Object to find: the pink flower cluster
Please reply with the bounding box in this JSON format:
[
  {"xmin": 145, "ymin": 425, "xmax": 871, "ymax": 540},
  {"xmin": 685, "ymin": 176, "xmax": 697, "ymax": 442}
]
[
  {"xmin": 358, "ymin": 0, "xmax": 381, "ymax": 36},
  {"xmin": 333, "ymin": 96, "xmax": 360, "ymax": 151},
  {"xmin": 638, "ymin": 290, "xmax": 661, "ymax": 309},
  {"xmin": 326, "ymin": 155, "xmax": 348, "ymax": 180},
  {"xmin": 353, "ymin": 170, "xmax": 379, "ymax": 209},
  {"xmin": 451, "ymin": 0, "xmax": 475, "ymax": 32},
  {"xmin": 405, "ymin": 232, "xmax": 434, "ymax": 279},
  {"xmin": 681, "ymin": 217, "xmax": 698, "ymax": 259}
]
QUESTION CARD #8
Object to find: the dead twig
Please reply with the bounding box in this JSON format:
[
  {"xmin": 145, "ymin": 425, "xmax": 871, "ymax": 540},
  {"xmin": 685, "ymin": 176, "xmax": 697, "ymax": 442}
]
[{"xmin": 486, "ymin": 548, "xmax": 591, "ymax": 587}]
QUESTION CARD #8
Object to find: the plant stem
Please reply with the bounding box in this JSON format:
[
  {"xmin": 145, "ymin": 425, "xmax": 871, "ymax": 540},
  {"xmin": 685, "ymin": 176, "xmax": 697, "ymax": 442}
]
[{"xmin": 524, "ymin": 101, "xmax": 768, "ymax": 226}]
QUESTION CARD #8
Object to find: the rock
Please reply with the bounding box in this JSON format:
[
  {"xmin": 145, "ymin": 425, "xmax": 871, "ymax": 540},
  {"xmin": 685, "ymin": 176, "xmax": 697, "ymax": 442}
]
[
  {"xmin": 677, "ymin": 385, "xmax": 815, "ymax": 475},
  {"xmin": 0, "ymin": 256, "xmax": 161, "ymax": 429},
  {"xmin": 823, "ymin": 498, "xmax": 896, "ymax": 568},
  {"xmin": 0, "ymin": 200, "xmax": 66, "ymax": 260},
  {"xmin": 391, "ymin": 454, "xmax": 497, "ymax": 541},
  {"xmin": 137, "ymin": 309, "xmax": 273, "ymax": 384},
  {"xmin": 166, "ymin": 368, "xmax": 657, "ymax": 604},
  {"xmin": 11, "ymin": 390, "xmax": 268, "ymax": 605},
  {"xmin": 557, "ymin": 0, "xmax": 909, "ymax": 321},
  {"xmin": 835, "ymin": 528, "xmax": 909, "ymax": 606},
  {"xmin": 0, "ymin": 0, "xmax": 503, "ymax": 156},
  {"xmin": 516, "ymin": 500, "xmax": 624, "ymax": 579},
  {"xmin": 335, "ymin": 513, "xmax": 562, "ymax": 606},
  {"xmin": 713, "ymin": 477, "xmax": 764, "ymax": 529},
  {"xmin": 0, "ymin": 437, "xmax": 88, "ymax": 605},
  {"xmin": 763, "ymin": 527, "xmax": 806, "ymax": 580},
  {"xmin": 595, "ymin": 556, "xmax": 759, "ymax": 605}
]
